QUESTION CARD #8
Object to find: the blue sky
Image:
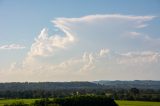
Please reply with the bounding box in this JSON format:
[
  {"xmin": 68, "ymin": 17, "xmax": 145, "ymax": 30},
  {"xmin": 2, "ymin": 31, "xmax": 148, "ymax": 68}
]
[{"xmin": 0, "ymin": 0, "xmax": 160, "ymax": 82}]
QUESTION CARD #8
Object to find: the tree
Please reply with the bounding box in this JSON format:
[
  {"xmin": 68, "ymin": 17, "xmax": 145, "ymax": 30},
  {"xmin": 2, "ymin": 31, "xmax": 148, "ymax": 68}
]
[{"xmin": 130, "ymin": 88, "xmax": 139, "ymax": 95}]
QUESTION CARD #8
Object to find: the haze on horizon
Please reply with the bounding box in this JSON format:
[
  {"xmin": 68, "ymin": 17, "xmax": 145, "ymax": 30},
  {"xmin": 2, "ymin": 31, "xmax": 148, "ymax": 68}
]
[{"xmin": 0, "ymin": 0, "xmax": 160, "ymax": 82}]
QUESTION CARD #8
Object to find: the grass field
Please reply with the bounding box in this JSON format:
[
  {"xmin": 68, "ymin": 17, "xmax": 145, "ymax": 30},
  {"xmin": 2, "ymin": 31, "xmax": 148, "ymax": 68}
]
[
  {"xmin": 0, "ymin": 99, "xmax": 39, "ymax": 106},
  {"xmin": 0, "ymin": 99, "xmax": 160, "ymax": 106},
  {"xmin": 115, "ymin": 100, "xmax": 160, "ymax": 106}
]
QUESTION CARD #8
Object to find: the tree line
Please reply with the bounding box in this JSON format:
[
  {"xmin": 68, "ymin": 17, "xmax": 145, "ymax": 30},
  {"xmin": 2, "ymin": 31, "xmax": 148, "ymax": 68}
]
[
  {"xmin": 0, "ymin": 88, "xmax": 160, "ymax": 102},
  {"xmin": 4, "ymin": 95, "xmax": 118, "ymax": 106},
  {"xmin": 0, "ymin": 82, "xmax": 160, "ymax": 102}
]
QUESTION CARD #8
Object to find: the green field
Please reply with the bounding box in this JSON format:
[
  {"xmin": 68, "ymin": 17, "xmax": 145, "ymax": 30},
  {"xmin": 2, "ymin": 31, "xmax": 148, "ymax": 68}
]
[
  {"xmin": 0, "ymin": 99, "xmax": 160, "ymax": 106},
  {"xmin": 0, "ymin": 99, "xmax": 39, "ymax": 106},
  {"xmin": 116, "ymin": 100, "xmax": 160, "ymax": 106}
]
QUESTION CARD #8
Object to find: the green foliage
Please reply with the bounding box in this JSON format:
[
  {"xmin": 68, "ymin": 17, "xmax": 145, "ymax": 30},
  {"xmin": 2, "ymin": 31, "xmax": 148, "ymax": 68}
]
[
  {"xmin": 32, "ymin": 95, "xmax": 118, "ymax": 106},
  {"xmin": 130, "ymin": 88, "xmax": 140, "ymax": 95},
  {"xmin": 33, "ymin": 98, "xmax": 53, "ymax": 106},
  {"xmin": 0, "ymin": 82, "xmax": 160, "ymax": 102}
]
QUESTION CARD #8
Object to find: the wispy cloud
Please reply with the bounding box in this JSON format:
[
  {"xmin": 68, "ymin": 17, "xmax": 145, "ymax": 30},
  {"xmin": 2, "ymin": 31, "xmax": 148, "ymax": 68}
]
[
  {"xmin": 117, "ymin": 51, "xmax": 160, "ymax": 64},
  {"xmin": 54, "ymin": 14, "xmax": 155, "ymax": 23},
  {"xmin": 0, "ymin": 44, "xmax": 25, "ymax": 50},
  {"xmin": 53, "ymin": 14, "xmax": 155, "ymax": 31},
  {"xmin": 125, "ymin": 31, "xmax": 141, "ymax": 38}
]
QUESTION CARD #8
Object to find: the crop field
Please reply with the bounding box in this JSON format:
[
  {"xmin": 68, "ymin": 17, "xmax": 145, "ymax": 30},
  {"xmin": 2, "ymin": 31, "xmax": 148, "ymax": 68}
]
[{"xmin": 0, "ymin": 99, "xmax": 160, "ymax": 106}]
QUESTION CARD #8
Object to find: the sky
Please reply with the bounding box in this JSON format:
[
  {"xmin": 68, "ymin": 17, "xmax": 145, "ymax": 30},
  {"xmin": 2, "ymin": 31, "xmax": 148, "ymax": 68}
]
[{"xmin": 0, "ymin": 0, "xmax": 160, "ymax": 82}]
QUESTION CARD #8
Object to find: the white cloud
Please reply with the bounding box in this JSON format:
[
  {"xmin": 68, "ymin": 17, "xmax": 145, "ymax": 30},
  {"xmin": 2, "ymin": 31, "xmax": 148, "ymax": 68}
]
[
  {"xmin": 80, "ymin": 52, "xmax": 95, "ymax": 72},
  {"xmin": 28, "ymin": 14, "xmax": 156, "ymax": 57},
  {"xmin": 99, "ymin": 49, "xmax": 110, "ymax": 57},
  {"xmin": 118, "ymin": 51, "xmax": 160, "ymax": 64},
  {"xmin": 136, "ymin": 24, "xmax": 148, "ymax": 28},
  {"xmin": 28, "ymin": 23, "xmax": 75, "ymax": 57},
  {"xmin": 54, "ymin": 14, "xmax": 154, "ymax": 23},
  {"xmin": 126, "ymin": 31, "xmax": 141, "ymax": 38},
  {"xmin": 0, "ymin": 44, "xmax": 25, "ymax": 50},
  {"xmin": 1, "ymin": 14, "xmax": 160, "ymax": 82},
  {"xmin": 55, "ymin": 14, "xmax": 156, "ymax": 51},
  {"xmin": 1, "ymin": 48, "xmax": 160, "ymax": 82}
]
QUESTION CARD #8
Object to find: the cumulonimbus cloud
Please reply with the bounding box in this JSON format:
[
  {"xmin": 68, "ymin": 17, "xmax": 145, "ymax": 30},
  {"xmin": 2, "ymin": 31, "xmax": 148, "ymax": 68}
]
[
  {"xmin": 1, "ymin": 14, "xmax": 159, "ymax": 82},
  {"xmin": 28, "ymin": 14, "xmax": 155, "ymax": 57}
]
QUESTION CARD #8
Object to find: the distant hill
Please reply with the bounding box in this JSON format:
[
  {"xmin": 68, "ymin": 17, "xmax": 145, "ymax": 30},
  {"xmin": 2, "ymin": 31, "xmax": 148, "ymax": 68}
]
[
  {"xmin": 0, "ymin": 82, "xmax": 102, "ymax": 91},
  {"xmin": 0, "ymin": 80, "xmax": 160, "ymax": 91},
  {"xmin": 93, "ymin": 80, "xmax": 160, "ymax": 89}
]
